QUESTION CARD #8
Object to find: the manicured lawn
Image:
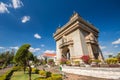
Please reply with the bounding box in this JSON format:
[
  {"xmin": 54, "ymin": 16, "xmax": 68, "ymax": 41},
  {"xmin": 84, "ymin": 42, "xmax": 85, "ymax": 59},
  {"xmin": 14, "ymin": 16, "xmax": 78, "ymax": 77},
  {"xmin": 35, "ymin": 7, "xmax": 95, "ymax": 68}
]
[{"xmin": 11, "ymin": 71, "xmax": 40, "ymax": 80}]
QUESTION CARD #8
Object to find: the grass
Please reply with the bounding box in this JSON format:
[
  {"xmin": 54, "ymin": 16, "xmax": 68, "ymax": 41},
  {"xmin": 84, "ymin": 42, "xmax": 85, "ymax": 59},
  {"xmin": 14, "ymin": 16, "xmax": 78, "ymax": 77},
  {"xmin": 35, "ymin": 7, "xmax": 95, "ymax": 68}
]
[{"xmin": 10, "ymin": 71, "xmax": 40, "ymax": 80}]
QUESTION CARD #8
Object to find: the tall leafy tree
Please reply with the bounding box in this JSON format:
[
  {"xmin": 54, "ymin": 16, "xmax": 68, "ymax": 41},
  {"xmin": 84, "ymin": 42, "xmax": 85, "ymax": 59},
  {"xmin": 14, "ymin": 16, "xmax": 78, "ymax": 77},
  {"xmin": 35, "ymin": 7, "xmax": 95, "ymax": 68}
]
[
  {"xmin": 116, "ymin": 53, "xmax": 120, "ymax": 62},
  {"xmin": 33, "ymin": 56, "xmax": 39, "ymax": 67},
  {"xmin": 116, "ymin": 53, "xmax": 120, "ymax": 58},
  {"xmin": 0, "ymin": 51, "xmax": 14, "ymax": 67},
  {"xmin": 14, "ymin": 44, "xmax": 33, "ymax": 80}
]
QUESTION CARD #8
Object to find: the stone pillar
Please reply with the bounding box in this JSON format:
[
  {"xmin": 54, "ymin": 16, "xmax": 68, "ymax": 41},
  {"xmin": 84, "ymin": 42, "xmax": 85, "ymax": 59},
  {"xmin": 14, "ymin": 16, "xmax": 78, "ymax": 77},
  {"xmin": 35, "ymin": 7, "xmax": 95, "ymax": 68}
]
[
  {"xmin": 68, "ymin": 45, "xmax": 74, "ymax": 61},
  {"xmin": 87, "ymin": 43, "xmax": 95, "ymax": 60},
  {"xmin": 98, "ymin": 47, "xmax": 104, "ymax": 62},
  {"xmin": 56, "ymin": 48, "xmax": 62, "ymax": 65},
  {"xmin": 59, "ymin": 48, "xmax": 62, "ymax": 59}
]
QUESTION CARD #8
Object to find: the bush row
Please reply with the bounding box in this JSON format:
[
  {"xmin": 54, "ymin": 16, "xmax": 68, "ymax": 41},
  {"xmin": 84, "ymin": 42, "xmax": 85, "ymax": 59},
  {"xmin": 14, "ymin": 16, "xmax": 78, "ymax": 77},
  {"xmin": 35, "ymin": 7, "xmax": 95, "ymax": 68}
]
[
  {"xmin": 0, "ymin": 66, "xmax": 20, "ymax": 80},
  {"xmin": 35, "ymin": 73, "xmax": 62, "ymax": 80},
  {"xmin": 105, "ymin": 58, "xmax": 119, "ymax": 64},
  {"xmin": 31, "ymin": 68, "xmax": 62, "ymax": 80}
]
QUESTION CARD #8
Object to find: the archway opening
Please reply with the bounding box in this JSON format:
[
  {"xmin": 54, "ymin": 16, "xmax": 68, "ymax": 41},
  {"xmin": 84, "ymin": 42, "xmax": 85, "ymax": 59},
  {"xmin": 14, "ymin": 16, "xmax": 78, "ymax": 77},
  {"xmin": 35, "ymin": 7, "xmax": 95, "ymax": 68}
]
[{"xmin": 61, "ymin": 47, "xmax": 70, "ymax": 60}]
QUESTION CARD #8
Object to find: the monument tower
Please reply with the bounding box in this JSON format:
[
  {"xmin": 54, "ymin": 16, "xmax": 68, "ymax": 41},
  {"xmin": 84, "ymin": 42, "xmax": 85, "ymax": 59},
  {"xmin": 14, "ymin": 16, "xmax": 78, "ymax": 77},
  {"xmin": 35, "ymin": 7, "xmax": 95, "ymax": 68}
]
[{"xmin": 53, "ymin": 12, "xmax": 104, "ymax": 64}]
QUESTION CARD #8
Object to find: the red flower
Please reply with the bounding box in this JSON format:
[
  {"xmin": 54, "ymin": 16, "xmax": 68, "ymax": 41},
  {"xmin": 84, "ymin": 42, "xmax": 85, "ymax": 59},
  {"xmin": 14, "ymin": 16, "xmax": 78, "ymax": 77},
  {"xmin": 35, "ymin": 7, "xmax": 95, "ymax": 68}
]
[
  {"xmin": 81, "ymin": 55, "xmax": 90, "ymax": 64},
  {"xmin": 60, "ymin": 57, "xmax": 67, "ymax": 64}
]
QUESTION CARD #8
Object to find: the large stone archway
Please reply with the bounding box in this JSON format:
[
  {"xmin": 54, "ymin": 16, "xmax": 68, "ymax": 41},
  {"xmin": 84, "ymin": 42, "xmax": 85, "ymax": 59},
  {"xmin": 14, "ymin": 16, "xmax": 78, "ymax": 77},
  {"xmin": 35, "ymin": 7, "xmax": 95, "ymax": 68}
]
[
  {"xmin": 61, "ymin": 47, "xmax": 70, "ymax": 60},
  {"xmin": 53, "ymin": 12, "xmax": 104, "ymax": 64}
]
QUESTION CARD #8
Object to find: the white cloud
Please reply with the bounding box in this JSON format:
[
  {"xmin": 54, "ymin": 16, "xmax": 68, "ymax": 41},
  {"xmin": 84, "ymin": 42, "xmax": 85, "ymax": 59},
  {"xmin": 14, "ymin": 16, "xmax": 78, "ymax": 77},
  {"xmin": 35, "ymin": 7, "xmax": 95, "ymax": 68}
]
[
  {"xmin": 41, "ymin": 44, "xmax": 45, "ymax": 47},
  {"xmin": 44, "ymin": 50, "xmax": 56, "ymax": 54},
  {"xmin": 112, "ymin": 38, "xmax": 120, "ymax": 45},
  {"xmin": 21, "ymin": 16, "xmax": 30, "ymax": 23},
  {"xmin": 0, "ymin": 46, "xmax": 5, "ymax": 49},
  {"xmin": 0, "ymin": 0, "xmax": 23, "ymax": 14},
  {"xmin": 29, "ymin": 47, "xmax": 41, "ymax": 53},
  {"xmin": 10, "ymin": 46, "xmax": 19, "ymax": 50},
  {"xmin": 34, "ymin": 33, "xmax": 41, "ymax": 39},
  {"xmin": 0, "ymin": 2, "xmax": 10, "ymax": 13},
  {"xmin": 11, "ymin": 0, "xmax": 23, "ymax": 9},
  {"xmin": 99, "ymin": 45, "xmax": 106, "ymax": 50}
]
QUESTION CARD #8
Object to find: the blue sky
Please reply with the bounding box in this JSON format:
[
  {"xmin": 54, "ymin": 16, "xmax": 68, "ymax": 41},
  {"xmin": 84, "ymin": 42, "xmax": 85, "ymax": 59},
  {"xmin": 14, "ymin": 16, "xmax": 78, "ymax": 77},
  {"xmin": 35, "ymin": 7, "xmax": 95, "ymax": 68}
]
[{"xmin": 0, "ymin": 0, "xmax": 120, "ymax": 58}]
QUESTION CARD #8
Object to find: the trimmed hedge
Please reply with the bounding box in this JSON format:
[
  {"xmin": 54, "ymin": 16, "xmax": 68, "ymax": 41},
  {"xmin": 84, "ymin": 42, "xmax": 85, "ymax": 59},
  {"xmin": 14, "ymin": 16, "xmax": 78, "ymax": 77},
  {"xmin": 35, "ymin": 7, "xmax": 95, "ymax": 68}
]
[
  {"xmin": 66, "ymin": 60, "xmax": 71, "ymax": 66},
  {"xmin": 35, "ymin": 73, "xmax": 62, "ymax": 80},
  {"xmin": 106, "ymin": 58, "xmax": 119, "ymax": 64},
  {"xmin": 73, "ymin": 61, "xmax": 80, "ymax": 66},
  {"xmin": 39, "ymin": 70, "xmax": 51, "ymax": 78},
  {"xmin": 0, "ymin": 69, "xmax": 14, "ymax": 80},
  {"xmin": 0, "ymin": 66, "xmax": 20, "ymax": 80},
  {"xmin": 32, "ymin": 68, "xmax": 39, "ymax": 74},
  {"xmin": 51, "ymin": 74, "xmax": 62, "ymax": 80}
]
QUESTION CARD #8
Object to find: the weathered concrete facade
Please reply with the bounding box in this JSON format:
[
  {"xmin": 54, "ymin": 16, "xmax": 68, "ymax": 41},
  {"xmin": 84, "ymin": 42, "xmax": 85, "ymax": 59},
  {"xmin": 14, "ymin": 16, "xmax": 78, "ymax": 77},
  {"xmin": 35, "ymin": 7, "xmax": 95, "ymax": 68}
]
[{"xmin": 53, "ymin": 13, "xmax": 104, "ymax": 64}]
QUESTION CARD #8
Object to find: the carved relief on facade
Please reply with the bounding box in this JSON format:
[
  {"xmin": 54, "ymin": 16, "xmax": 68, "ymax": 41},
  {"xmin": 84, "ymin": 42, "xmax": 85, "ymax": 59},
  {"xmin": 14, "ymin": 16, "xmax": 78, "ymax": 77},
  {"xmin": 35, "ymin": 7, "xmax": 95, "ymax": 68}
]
[
  {"xmin": 62, "ymin": 35, "xmax": 67, "ymax": 43},
  {"xmin": 85, "ymin": 33, "xmax": 100, "ymax": 59},
  {"xmin": 85, "ymin": 33, "xmax": 98, "ymax": 44}
]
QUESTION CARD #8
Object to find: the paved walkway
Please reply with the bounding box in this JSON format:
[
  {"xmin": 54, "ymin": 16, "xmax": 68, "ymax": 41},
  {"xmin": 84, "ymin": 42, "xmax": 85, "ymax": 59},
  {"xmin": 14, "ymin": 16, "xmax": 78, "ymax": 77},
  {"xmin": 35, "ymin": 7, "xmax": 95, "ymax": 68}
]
[
  {"xmin": 37, "ymin": 65, "xmax": 111, "ymax": 80},
  {"xmin": 62, "ymin": 66, "xmax": 120, "ymax": 80}
]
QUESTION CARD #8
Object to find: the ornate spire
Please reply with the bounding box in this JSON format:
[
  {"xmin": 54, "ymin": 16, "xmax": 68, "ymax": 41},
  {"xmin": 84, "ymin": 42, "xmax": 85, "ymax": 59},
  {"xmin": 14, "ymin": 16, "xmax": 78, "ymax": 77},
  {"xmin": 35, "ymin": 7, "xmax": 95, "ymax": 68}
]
[
  {"xmin": 73, "ymin": 11, "xmax": 78, "ymax": 15},
  {"xmin": 70, "ymin": 11, "xmax": 80, "ymax": 20}
]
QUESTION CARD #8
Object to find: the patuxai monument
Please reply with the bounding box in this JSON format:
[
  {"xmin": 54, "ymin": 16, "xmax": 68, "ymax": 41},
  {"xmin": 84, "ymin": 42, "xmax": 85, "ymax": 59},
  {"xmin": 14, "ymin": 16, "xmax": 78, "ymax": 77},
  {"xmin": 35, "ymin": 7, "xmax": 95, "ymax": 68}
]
[{"xmin": 53, "ymin": 12, "xmax": 104, "ymax": 64}]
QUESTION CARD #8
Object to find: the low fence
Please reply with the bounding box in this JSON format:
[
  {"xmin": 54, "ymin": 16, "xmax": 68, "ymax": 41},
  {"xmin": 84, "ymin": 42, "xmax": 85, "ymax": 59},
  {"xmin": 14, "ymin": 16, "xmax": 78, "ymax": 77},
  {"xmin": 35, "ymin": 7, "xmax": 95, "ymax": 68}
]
[{"xmin": 62, "ymin": 66, "xmax": 120, "ymax": 79}]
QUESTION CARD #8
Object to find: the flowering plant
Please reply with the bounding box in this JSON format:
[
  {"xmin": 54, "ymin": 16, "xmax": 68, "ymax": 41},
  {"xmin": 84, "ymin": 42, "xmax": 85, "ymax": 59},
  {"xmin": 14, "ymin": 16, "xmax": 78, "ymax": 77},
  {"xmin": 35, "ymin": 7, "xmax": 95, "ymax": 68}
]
[
  {"xmin": 60, "ymin": 57, "xmax": 67, "ymax": 64},
  {"xmin": 48, "ymin": 59, "xmax": 54, "ymax": 66},
  {"xmin": 81, "ymin": 55, "xmax": 90, "ymax": 64}
]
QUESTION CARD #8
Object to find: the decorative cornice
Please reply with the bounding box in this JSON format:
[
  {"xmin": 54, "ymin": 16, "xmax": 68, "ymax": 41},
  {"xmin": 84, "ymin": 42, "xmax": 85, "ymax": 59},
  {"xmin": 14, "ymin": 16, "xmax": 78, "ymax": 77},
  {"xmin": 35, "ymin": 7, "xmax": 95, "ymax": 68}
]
[
  {"xmin": 54, "ymin": 21, "xmax": 80, "ymax": 41},
  {"xmin": 59, "ymin": 40, "xmax": 73, "ymax": 48},
  {"xmin": 53, "ymin": 13, "xmax": 99, "ymax": 41}
]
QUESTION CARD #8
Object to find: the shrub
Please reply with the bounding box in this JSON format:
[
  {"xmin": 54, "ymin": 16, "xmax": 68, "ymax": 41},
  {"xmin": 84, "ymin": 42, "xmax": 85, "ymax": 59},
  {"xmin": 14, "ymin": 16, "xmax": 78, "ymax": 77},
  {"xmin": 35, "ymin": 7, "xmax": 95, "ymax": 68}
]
[
  {"xmin": 42, "ymin": 60, "xmax": 47, "ymax": 65},
  {"xmin": 74, "ymin": 61, "xmax": 80, "ymax": 66},
  {"xmin": 35, "ymin": 73, "xmax": 62, "ymax": 80},
  {"xmin": 106, "ymin": 58, "xmax": 118, "ymax": 64},
  {"xmin": 47, "ymin": 59, "xmax": 54, "ymax": 66},
  {"xmin": 60, "ymin": 58, "xmax": 67, "ymax": 65},
  {"xmin": 0, "ymin": 68, "xmax": 15, "ymax": 80},
  {"xmin": 89, "ymin": 59, "xmax": 101, "ymax": 64},
  {"xmin": 39, "ymin": 70, "xmax": 46, "ymax": 77},
  {"xmin": 31, "ymin": 68, "xmax": 40, "ymax": 74},
  {"xmin": 81, "ymin": 55, "xmax": 90, "ymax": 64},
  {"xmin": 117, "ymin": 57, "xmax": 120, "ymax": 63},
  {"xmin": 46, "ymin": 71, "xmax": 52, "ymax": 78},
  {"xmin": 35, "ymin": 69, "xmax": 39, "ymax": 74},
  {"xmin": 32, "ymin": 68, "xmax": 36, "ymax": 73},
  {"xmin": 66, "ymin": 60, "xmax": 71, "ymax": 66},
  {"xmin": 51, "ymin": 74, "xmax": 62, "ymax": 80},
  {"xmin": 39, "ymin": 70, "xmax": 52, "ymax": 78}
]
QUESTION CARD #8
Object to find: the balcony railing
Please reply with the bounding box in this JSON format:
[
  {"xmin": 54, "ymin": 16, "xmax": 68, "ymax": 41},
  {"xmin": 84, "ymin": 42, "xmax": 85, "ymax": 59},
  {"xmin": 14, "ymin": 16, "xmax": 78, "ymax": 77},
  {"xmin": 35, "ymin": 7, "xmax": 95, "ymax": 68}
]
[{"xmin": 59, "ymin": 40, "xmax": 73, "ymax": 48}]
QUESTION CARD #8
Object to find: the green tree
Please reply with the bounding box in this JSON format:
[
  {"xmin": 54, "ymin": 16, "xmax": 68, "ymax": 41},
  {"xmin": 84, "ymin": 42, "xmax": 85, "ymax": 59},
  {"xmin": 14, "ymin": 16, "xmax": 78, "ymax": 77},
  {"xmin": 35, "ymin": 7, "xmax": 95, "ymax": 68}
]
[
  {"xmin": 108, "ymin": 54, "xmax": 113, "ymax": 58},
  {"xmin": 116, "ymin": 53, "xmax": 120, "ymax": 62},
  {"xmin": 33, "ymin": 56, "xmax": 39, "ymax": 67},
  {"xmin": 0, "ymin": 51, "xmax": 14, "ymax": 68},
  {"xmin": 14, "ymin": 44, "xmax": 33, "ymax": 80},
  {"xmin": 116, "ymin": 53, "xmax": 120, "ymax": 58}
]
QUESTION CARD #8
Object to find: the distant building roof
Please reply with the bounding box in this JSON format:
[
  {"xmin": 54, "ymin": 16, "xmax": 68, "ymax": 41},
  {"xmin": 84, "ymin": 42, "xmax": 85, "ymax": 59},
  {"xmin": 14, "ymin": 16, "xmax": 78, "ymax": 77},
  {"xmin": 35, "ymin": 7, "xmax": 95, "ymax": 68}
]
[{"xmin": 43, "ymin": 53, "xmax": 56, "ymax": 57}]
